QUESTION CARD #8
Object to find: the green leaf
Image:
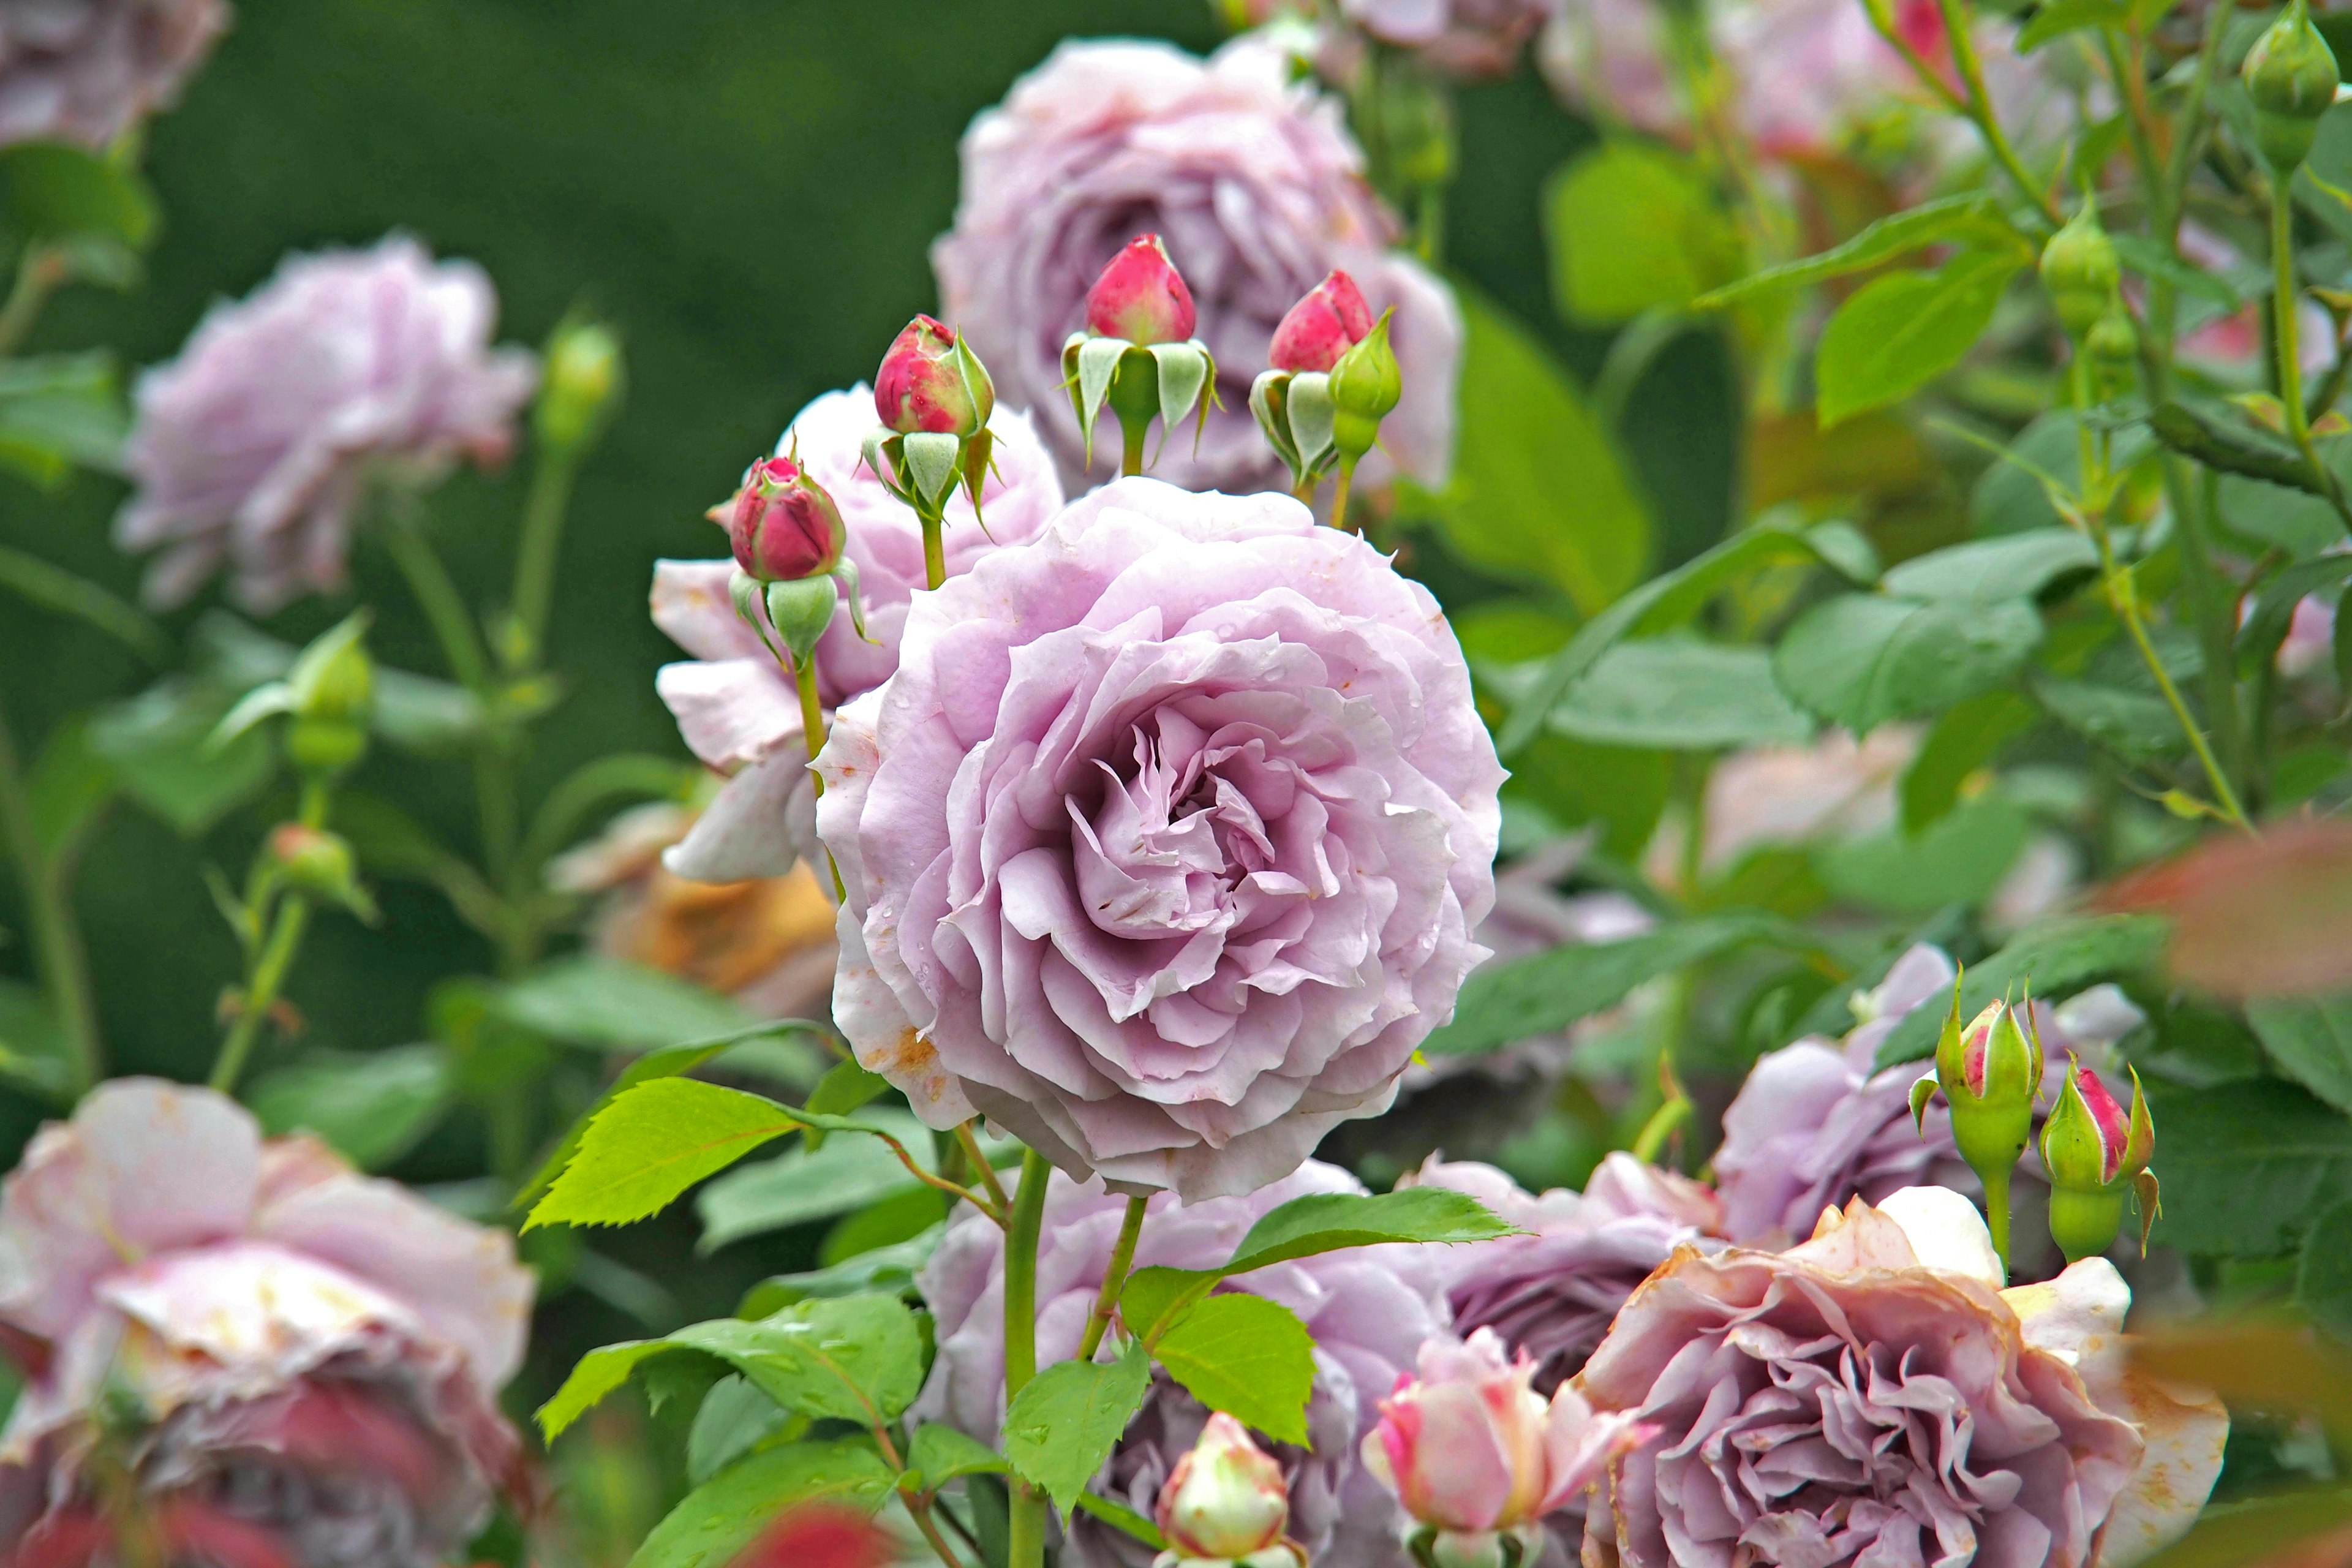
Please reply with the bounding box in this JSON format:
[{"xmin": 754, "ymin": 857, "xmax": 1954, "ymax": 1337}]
[
  {"xmin": 1544, "ymin": 141, "xmax": 1740, "ymax": 322},
  {"xmin": 0, "ymin": 979, "xmax": 72, "ymax": 1101},
  {"xmin": 2298, "ymin": 1197, "xmax": 2352, "ymax": 1339},
  {"xmin": 1001, "ymin": 1344, "xmax": 1152, "ymax": 1521},
  {"xmin": 2017, "ymin": 0, "xmax": 2129, "ymax": 49},
  {"xmin": 2238, "ymin": 556, "xmax": 2352, "ymax": 676},
  {"xmin": 494, "ymin": 956, "xmax": 758, "ymax": 1052},
  {"xmin": 625, "ymin": 1441, "xmax": 893, "ymax": 1568},
  {"xmin": 805, "ymin": 1058, "xmax": 891, "ymax": 1119},
  {"xmin": 695, "ymin": 1112, "xmax": 938, "ymax": 1252},
  {"xmin": 1774, "ymin": 594, "xmax": 2043, "ymax": 732},
  {"xmin": 2027, "ymin": 671, "xmax": 2184, "ymax": 764},
  {"xmin": 2250, "ymin": 997, "xmax": 2352, "ymax": 1114},
  {"xmin": 0, "ymin": 353, "xmax": 128, "ymax": 483},
  {"xmin": 2108, "ymin": 234, "xmax": 2241, "ymax": 311},
  {"xmin": 741, "ymin": 1226, "xmax": 943, "ymax": 1316},
  {"xmin": 0, "ymin": 543, "xmax": 164, "ymax": 661},
  {"xmin": 1695, "ymin": 195, "xmax": 2011, "ymax": 308},
  {"xmin": 0, "ymin": 144, "xmax": 157, "ymax": 247},
  {"xmin": 1815, "ymin": 794, "xmax": 2033, "ymax": 916},
  {"xmin": 28, "ymin": 717, "xmax": 113, "ymax": 859},
  {"xmin": 1424, "ymin": 914, "xmax": 1786, "ymax": 1058},
  {"xmin": 907, "ymin": 1423, "xmax": 1009, "ymax": 1488},
  {"xmin": 1152, "ymin": 1294, "xmax": 1316, "ymax": 1447},
  {"xmin": 1879, "ymin": 530, "xmax": 2099, "ymax": 603},
  {"xmin": 1900, "ymin": 690, "xmax": 2039, "ymax": 834},
  {"xmin": 1495, "ymin": 522, "xmax": 1872, "ymax": 756},
  {"xmin": 2216, "ymin": 472, "xmax": 2345, "ymax": 558},
  {"xmin": 1873, "ymin": 914, "xmax": 2171, "ymax": 1068},
  {"xmin": 1551, "ymin": 640, "xmax": 1814, "ymax": 750},
  {"xmin": 246, "ymin": 1044, "xmax": 451, "ymax": 1171},
  {"xmin": 687, "ymin": 1377, "xmax": 795, "ymax": 1487},
  {"xmin": 1815, "ymin": 251, "xmax": 2025, "ymax": 428},
  {"xmin": 1074, "ymin": 1491, "xmax": 1167, "ymax": 1550},
  {"xmin": 85, "ymin": 680, "xmax": 274, "ymax": 835},
  {"xmin": 527, "ymin": 1078, "xmax": 802, "ymax": 1231},
  {"xmin": 2149, "ymin": 1077, "xmax": 2352, "ymax": 1257},
  {"xmin": 1432, "ymin": 290, "xmax": 1651, "ymax": 617}
]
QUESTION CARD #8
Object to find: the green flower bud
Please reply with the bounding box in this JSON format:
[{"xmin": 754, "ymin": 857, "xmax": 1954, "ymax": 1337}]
[
  {"xmin": 2038, "ymin": 207, "xmax": 2120, "ymax": 341},
  {"xmin": 287, "ymin": 615, "xmax": 374, "ymax": 726},
  {"xmin": 1329, "ymin": 309, "xmax": 1402, "ymax": 466},
  {"xmin": 536, "ymin": 318, "xmax": 624, "ymax": 452},
  {"xmin": 1909, "ymin": 986, "xmax": 2043, "ymax": 1273},
  {"xmin": 2039, "ymin": 1057, "xmax": 2159, "ymax": 1263},
  {"xmin": 2244, "ymin": 0, "xmax": 2341, "ymax": 171},
  {"xmin": 268, "ymin": 824, "xmax": 376, "ymax": 920}
]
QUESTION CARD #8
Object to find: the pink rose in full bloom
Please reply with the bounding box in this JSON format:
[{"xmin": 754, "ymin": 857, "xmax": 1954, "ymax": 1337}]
[
  {"xmin": 0, "ymin": 1080, "xmax": 535, "ymax": 1568},
  {"xmin": 650, "ymin": 386, "xmax": 1063, "ymax": 882},
  {"xmin": 933, "ymin": 36, "xmax": 1460, "ymax": 496},
  {"xmin": 115, "ymin": 235, "xmax": 538, "ymax": 612},
  {"xmin": 0, "ymin": 0, "xmax": 229, "ymax": 151},
  {"xmin": 1578, "ymin": 1186, "xmax": 2227, "ymax": 1568},
  {"xmin": 814, "ymin": 479, "xmax": 1502, "ymax": 1198}
]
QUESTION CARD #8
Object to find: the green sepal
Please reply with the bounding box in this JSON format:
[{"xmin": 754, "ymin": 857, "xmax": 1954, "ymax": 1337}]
[
  {"xmin": 1329, "ymin": 309, "xmax": 1400, "ymax": 464},
  {"xmin": 729, "ymin": 568, "xmax": 790, "ymax": 668},
  {"xmin": 951, "ymin": 331, "xmax": 996, "ymax": 428},
  {"xmin": 1148, "ymin": 339, "xmax": 1215, "ymax": 461},
  {"xmin": 2122, "ymin": 1063, "xmax": 2155, "ymax": 1174},
  {"xmin": 1283, "ymin": 369, "xmax": 1336, "ymax": 475},
  {"xmin": 2038, "ymin": 1055, "xmax": 2111, "ymax": 1193},
  {"xmin": 1251, "ymin": 369, "xmax": 1304, "ymax": 482},
  {"xmin": 899, "ymin": 431, "xmax": 962, "ymax": 510},
  {"xmin": 960, "ymin": 424, "xmax": 995, "ymax": 534},
  {"xmin": 2133, "ymin": 1168, "xmax": 2162, "ymax": 1256},
  {"xmin": 831, "ymin": 557, "xmax": 875, "ymax": 646},
  {"xmin": 1067, "ymin": 333, "xmax": 1126, "ymax": 466},
  {"xmin": 861, "ymin": 428, "xmax": 910, "ymax": 506},
  {"xmin": 764, "ymin": 577, "xmax": 839, "ymax": 665},
  {"xmin": 1909, "ymin": 1072, "xmax": 1939, "ymax": 1135}
]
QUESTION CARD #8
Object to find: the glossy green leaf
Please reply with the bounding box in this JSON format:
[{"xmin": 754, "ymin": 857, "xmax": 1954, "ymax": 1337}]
[
  {"xmin": 1001, "ymin": 1343, "xmax": 1153, "ymax": 1521},
  {"xmin": 907, "ymin": 1423, "xmax": 1009, "ymax": 1488},
  {"xmin": 741, "ymin": 1226, "xmax": 943, "ymax": 1316},
  {"xmin": 625, "ymin": 1441, "xmax": 894, "ymax": 1568},
  {"xmin": 687, "ymin": 1377, "xmax": 794, "ymax": 1487},
  {"xmin": 1695, "ymin": 195, "xmax": 2010, "ymax": 307},
  {"xmin": 1552, "ymin": 639, "xmax": 1814, "ymax": 750},
  {"xmin": 696, "ymin": 1112, "xmax": 937, "ymax": 1251},
  {"xmin": 1815, "ymin": 251, "xmax": 2025, "ymax": 428},
  {"xmin": 1774, "ymin": 594, "xmax": 2043, "ymax": 732},
  {"xmin": 2149, "ymin": 1077, "xmax": 2352, "ymax": 1257},
  {"xmin": 1152, "ymin": 1294, "xmax": 1316, "ymax": 1447},
  {"xmin": 527, "ymin": 1079, "xmax": 802, "ymax": 1230},
  {"xmin": 247, "ymin": 1044, "xmax": 451, "ymax": 1170},
  {"xmin": 1545, "ymin": 141, "xmax": 1740, "ymax": 322},
  {"xmin": 805, "ymin": 1058, "xmax": 891, "ymax": 1118},
  {"xmin": 1874, "ymin": 914, "xmax": 2169, "ymax": 1068}
]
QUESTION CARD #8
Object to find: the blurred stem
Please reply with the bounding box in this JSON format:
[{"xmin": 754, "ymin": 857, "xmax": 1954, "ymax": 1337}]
[
  {"xmin": 209, "ymin": 895, "xmax": 311, "ymax": 1095},
  {"xmin": 1077, "ymin": 1196, "xmax": 1148, "ymax": 1362},
  {"xmin": 1629, "ymin": 1092, "xmax": 1693, "ymax": 1164},
  {"xmin": 1415, "ymin": 179, "xmax": 1446, "ymax": 266},
  {"xmin": 2165, "ymin": 0, "xmax": 2233, "ymax": 225},
  {"xmin": 0, "ymin": 686, "xmax": 101, "ymax": 1091},
  {"xmin": 507, "ymin": 439, "xmax": 586, "ymax": 671},
  {"xmin": 384, "ymin": 499, "xmax": 491, "ymax": 691},
  {"xmin": 1120, "ymin": 417, "xmax": 1147, "ymax": 480},
  {"xmin": 2176, "ymin": 464, "xmax": 2248, "ymax": 791},
  {"xmin": 2270, "ymin": 184, "xmax": 2348, "ymax": 533},
  {"xmin": 1003, "ymin": 1150, "xmax": 1051, "ymax": 1568},
  {"xmin": 0, "ymin": 245, "xmax": 64, "ymax": 362},
  {"xmin": 1330, "ymin": 459, "xmax": 1357, "ymax": 535}
]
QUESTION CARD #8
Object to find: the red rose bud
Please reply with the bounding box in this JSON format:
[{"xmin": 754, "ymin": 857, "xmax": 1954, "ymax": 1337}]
[
  {"xmin": 1085, "ymin": 234, "xmax": 1197, "ymax": 346},
  {"xmin": 875, "ymin": 314, "xmax": 992, "ymax": 435},
  {"xmin": 1270, "ymin": 270, "xmax": 1373, "ymax": 374},
  {"xmin": 2040, "ymin": 1057, "xmax": 2158, "ymax": 1263},
  {"xmin": 717, "ymin": 455, "xmax": 845, "ymax": 582}
]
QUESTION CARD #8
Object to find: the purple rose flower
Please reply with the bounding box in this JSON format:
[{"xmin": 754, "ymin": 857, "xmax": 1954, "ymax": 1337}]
[
  {"xmin": 115, "ymin": 235, "xmax": 538, "ymax": 612},
  {"xmin": 650, "ymin": 386, "xmax": 1063, "ymax": 881},
  {"xmin": 1578, "ymin": 1186, "xmax": 2226, "ymax": 1568},
  {"xmin": 1408, "ymin": 1153, "xmax": 1721, "ymax": 1398},
  {"xmin": 912, "ymin": 1160, "xmax": 1452, "ymax": 1568},
  {"xmin": 0, "ymin": 0, "xmax": 228, "ymax": 151},
  {"xmin": 1713, "ymin": 943, "xmax": 2147, "ymax": 1250},
  {"xmin": 1341, "ymin": 0, "xmax": 1566, "ymax": 76},
  {"xmin": 814, "ymin": 478, "xmax": 1502, "ymax": 1198},
  {"xmin": 932, "ymin": 36, "xmax": 1460, "ymax": 497}
]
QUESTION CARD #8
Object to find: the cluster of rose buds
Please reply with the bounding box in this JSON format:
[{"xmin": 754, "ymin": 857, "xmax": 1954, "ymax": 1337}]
[
  {"xmin": 1910, "ymin": 990, "xmax": 2042, "ymax": 1269},
  {"xmin": 1362, "ymin": 1329, "xmax": 1652, "ymax": 1568},
  {"xmin": 1151, "ymin": 1414, "xmax": 1307, "ymax": 1568},
  {"xmin": 1251, "ymin": 269, "xmax": 1403, "ymax": 529},
  {"xmin": 863, "ymin": 314, "xmax": 999, "ymax": 590},
  {"xmin": 2038, "ymin": 206, "xmax": 2135, "ymax": 390},
  {"xmin": 1063, "ymin": 235, "xmax": 1218, "ymax": 478},
  {"xmin": 2041, "ymin": 1057, "xmax": 2160, "ymax": 1263}
]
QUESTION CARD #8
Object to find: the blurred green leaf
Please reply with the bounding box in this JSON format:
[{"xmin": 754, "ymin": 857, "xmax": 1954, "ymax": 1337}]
[
  {"xmin": 0, "ymin": 979, "xmax": 71, "ymax": 1101},
  {"xmin": 804, "ymin": 1058, "xmax": 890, "ymax": 1120},
  {"xmin": 1552, "ymin": 641, "xmax": 1813, "ymax": 750},
  {"xmin": 1775, "ymin": 594, "xmax": 2043, "ymax": 732},
  {"xmin": 1817, "ymin": 794, "xmax": 2032, "ymax": 916},
  {"xmin": 1152, "ymin": 1294, "xmax": 1315, "ymax": 1448},
  {"xmin": 0, "ymin": 542, "xmax": 162, "ymax": 660},
  {"xmin": 1433, "ymin": 290, "xmax": 1651, "ymax": 616},
  {"xmin": 1880, "ymin": 530, "xmax": 2098, "ymax": 604},
  {"xmin": 1815, "ymin": 251, "xmax": 2025, "ymax": 428},
  {"xmin": 2109, "ymin": 234, "xmax": 2240, "ymax": 310},
  {"xmin": 2215, "ymin": 472, "xmax": 2346, "ymax": 559},
  {"xmin": 86, "ymin": 681, "xmax": 274, "ymax": 836},
  {"xmin": 624, "ymin": 1439, "xmax": 892, "ymax": 1568},
  {"xmin": 28, "ymin": 716, "xmax": 113, "ymax": 860},
  {"xmin": 2017, "ymin": 0, "xmax": 2128, "ymax": 48},
  {"xmin": 696, "ymin": 1111, "xmax": 938, "ymax": 1253},
  {"xmin": 2251, "ymin": 997, "xmax": 2352, "ymax": 1114},
  {"xmin": 247, "ymin": 1044, "xmax": 451, "ymax": 1170},
  {"xmin": 1900, "ymin": 691, "xmax": 2038, "ymax": 834},
  {"xmin": 1873, "ymin": 914, "xmax": 2169, "ymax": 1066},
  {"xmin": 2238, "ymin": 556, "xmax": 2352, "ymax": 676},
  {"xmin": 0, "ymin": 144, "xmax": 157, "ymax": 247},
  {"xmin": 0, "ymin": 352, "xmax": 127, "ymax": 483},
  {"xmin": 2150, "ymin": 1079, "xmax": 2352, "ymax": 1257},
  {"xmin": 2026, "ymin": 672, "xmax": 2184, "ymax": 764},
  {"xmin": 1695, "ymin": 195, "xmax": 2010, "ymax": 308},
  {"xmin": 2140, "ymin": 1487, "xmax": 2352, "ymax": 1568},
  {"xmin": 2299, "ymin": 1197, "xmax": 2352, "ymax": 1340},
  {"xmin": 1545, "ymin": 141, "xmax": 1740, "ymax": 322},
  {"xmin": 1002, "ymin": 1344, "xmax": 1152, "ymax": 1521},
  {"xmin": 686, "ymin": 1376, "xmax": 794, "ymax": 1488},
  {"xmin": 741, "ymin": 1225, "xmax": 943, "ymax": 1316},
  {"xmin": 1498, "ymin": 732, "xmax": 1672, "ymax": 861},
  {"xmin": 494, "ymin": 956, "xmax": 755, "ymax": 1051}
]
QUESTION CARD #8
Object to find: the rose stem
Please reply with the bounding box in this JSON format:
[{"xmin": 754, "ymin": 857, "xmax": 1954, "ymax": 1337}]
[
  {"xmin": 1003, "ymin": 1149, "xmax": 1052, "ymax": 1568},
  {"xmin": 1121, "ymin": 416, "xmax": 1148, "ymax": 480},
  {"xmin": 921, "ymin": 500, "xmax": 948, "ymax": 594},
  {"xmin": 957, "ymin": 1123, "xmax": 1011, "ymax": 1214},
  {"xmin": 1984, "ymin": 1164, "xmax": 2013, "ymax": 1280},
  {"xmin": 0, "ymin": 685, "xmax": 100, "ymax": 1090},
  {"xmin": 1330, "ymin": 458, "xmax": 1357, "ymax": 534},
  {"xmin": 1078, "ymin": 1196, "xmax": 1150, "ymax": 1361}
]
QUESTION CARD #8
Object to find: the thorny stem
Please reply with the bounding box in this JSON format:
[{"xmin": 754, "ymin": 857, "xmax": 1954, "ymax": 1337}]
[
  {"xmin": 1004, "ymin": 1150, "xmax": 1052, "ymax": 1568},
  {"xmin": 1078, "ymin": 1195, "xmax": 1149, "ymax": 1362},
  {"xmin": 0, "ymin": 685, "xmax": 101, "ymax": 1091}
]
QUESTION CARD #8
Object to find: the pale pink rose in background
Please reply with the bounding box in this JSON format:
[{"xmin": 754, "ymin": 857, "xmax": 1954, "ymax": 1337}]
[
  {"xmin": 1536, "ymin": 0, "xmax": 1679, "ymax": 141},
  {"xmin": 0, "ymin": 1080, "xmax": 534, "ymax": 1568},
  {"xmin": 0, "ymin": 0, "xmax": 228, "ymax": 151},
  {"xmin": 1340, "ymin": 0, "xmax": 1567, "ymax": 77},
  {"xmin": 913, "ymin": 1161, "xmax": 1452, "ymax": 1568},
  {"xmin": 1645, "ymin": 726, "xmax": 1916, "ymax": 892},
  {"xmin": 649, "ymin": 388, "xmax": 1063, "ymax": 883},
  {"xmin": 1579, "ymin": 1187, "xmax": 2226, "ymax": 1568},
  {"xmin": 933, "ymin": 36, "xmax": 1461, "ymax": 496},
  {"xmin": 2278, "ymin": 592, "xmax": 2340, "ymax": 679},
  {"xmin": 815, "ymin": 479, "xmax": 1502, "ymax": 1199},
  {"xmin": 2169, "ymin": 222, "xmax": 2336, "ymax": 376},
  {"xmin": 115, "ymin": 235, "xmax": 538, "ymax": 613}
]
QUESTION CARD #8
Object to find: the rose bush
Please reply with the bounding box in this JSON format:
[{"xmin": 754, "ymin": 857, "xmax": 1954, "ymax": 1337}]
[{"xmin": 816, "ymin": 477, "xmax": 1502, "ymax": 1197}]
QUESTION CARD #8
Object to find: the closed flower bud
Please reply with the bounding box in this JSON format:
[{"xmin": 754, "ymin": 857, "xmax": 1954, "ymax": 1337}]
[
  {"xmin": 2244, "ymin": 0, "xmax": 2341, "ymax": 170},
  {"xmin": 537, "ymin": 317, "xmax": 624, "ymax": 451},
  {"xmin": 2039, "ymin": 207, "xmax": 2120, "ymax": 341},
  {"xmin": 1329, "ymin": 310, "xmax": 1403, "ymax": 465},
  {"xmin": 1909, "ymin": 988, "xmax": 2042, "ymax": 1270},
  {"xmin": 875, "ymin": 314, "xmax": 993, "ymax": 436},
  {"xmin": 267, "ymin": 824, "xmax": 374, "ymax": 919},
  {"xmin": 717, "ymin": 454, "xmax": 845, "ymax": 582},
  {"xmin": 1087, "ymin": 233, "xmax": 1199, "ymax": 347},
  {"xmin": 288, "ymin": 618, "xmax": 373, "ymax": 726},
  {"xmin": 1153, "ymin": 1412, "xmax": 1302, "ymax": 1567},
  {"xmin": 1271, "ymin": 271, "xmax": 1375, "ymax": 374},
  {"xmin": 2040, "ymin": 1057, "xmax": 2158, "ymax": 1263}
]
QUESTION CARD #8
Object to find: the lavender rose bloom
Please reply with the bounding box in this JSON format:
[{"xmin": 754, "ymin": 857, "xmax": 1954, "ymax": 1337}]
[
  {"xmin": 1409, "ymin": 1153, "xmax": 1721, "ymax": 1398},
  {"xmin": 933, "ymin": 36, "xmax": 1461, "ymax": 496},
  {"xmin": 1714, "ymin": 943, "xmax": 2147, "ymax": 1250},
  {"xmin": 652, "ymin": 388, "xmax": 1063, "ymax": 881},
  {"xmin": 116, "ymin": 235, "xmax": 538, "ymax": 612},
  {"xmin": 1340, "ymin": 0, "xmax": 1565, "ymax": 75},
  {"xmin": 1578, "ymin": 1186, "xmax": 2226, "ymax": 1568},
  {"xmin": 0, "ymin": 1080, "xmax": 534, "ymax": 1568},
  {"xmin": 815, "ymin": 478, "xmax": 1502, "ymax": 1198},
  {"xmin": 0, "ymin": 0, "xmax": 228, "ymax": 151},
  {"xmin": 913, "ymin": 1160, "xmax": 1451, "ymax": 1568}
]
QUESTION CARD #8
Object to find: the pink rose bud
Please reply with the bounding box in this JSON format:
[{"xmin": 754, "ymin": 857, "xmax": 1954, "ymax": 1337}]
[
  {"xmin": 874, "ymin": 314, "xmax": 992, "ymax": 435},
  {"xmin": 1085, "ymin": 234, "xmax": 1197, "ymax": 346},
  {"xmin": 1269, "ymin": 270, "xmax": 1374, "ymax": 374},
  {"xmin": 1365, "ymin": 1329, "xmax": 1653, "ymax": 1557},
  {"xmin": 715, "ymin": 454, "xmax": 845, "ymax": 582},
  {"xmin": 1155, "ymin": 1413, "xmax": 1298, "ymax": 1564}
]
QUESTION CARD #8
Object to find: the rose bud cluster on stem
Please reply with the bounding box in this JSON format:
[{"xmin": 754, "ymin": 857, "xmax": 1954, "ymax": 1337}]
[
  {"xmin": 1252, "ymin": 271, "xmax": 1402, "ymax": 534},
  {"xmin": 2040, "ymin": 1057, "xmax": 2160, "ymax": 1263},
  {"xmin": 2040, "ymin": 205, "xmax": 2135, "ymax": 395},
  {"xmin": 1063, "ymin": 235, "xmax": 1218, "ymax": 481},
  {"xmin": 864, "ymin": 314, "xmax": 997, "ymax": 590},
  {"xmin": 2245, "ymin": 0, "xmax": 2340, "ymax": 173},
  {"xmin": 1152, "ymin": 1413, "xmax": 1307, "ymax": 1568},
  {"xmin": 1363, "ymin": 1328, "xmax": 1652, "ymax": 1568},
  {"xmin": 1909, "ymin": 986, "xmax": 2042, "ymax": 1274}
]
